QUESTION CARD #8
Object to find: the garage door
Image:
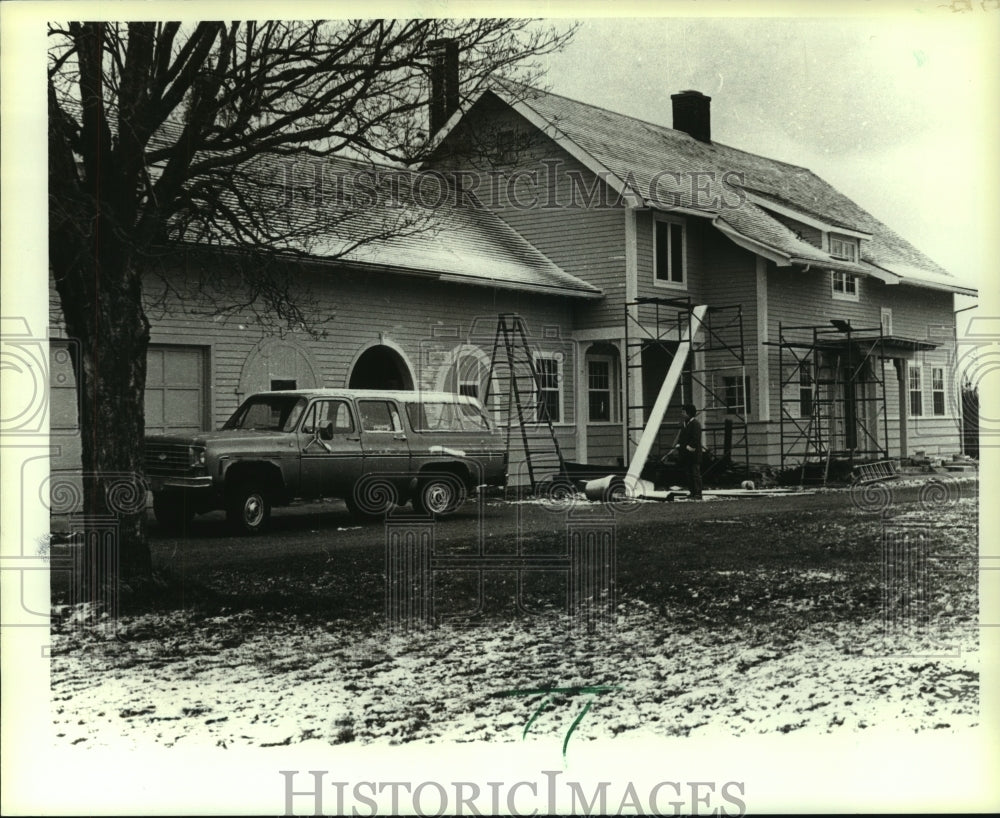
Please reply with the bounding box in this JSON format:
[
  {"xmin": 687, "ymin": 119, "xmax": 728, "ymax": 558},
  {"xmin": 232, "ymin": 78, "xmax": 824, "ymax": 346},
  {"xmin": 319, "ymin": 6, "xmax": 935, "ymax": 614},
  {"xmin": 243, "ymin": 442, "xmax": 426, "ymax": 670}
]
[
  {"xmin": 50, "ymin": 343, "xmax": 208, "ymax": 478},
  {"xmin": 144, "ymin": 346, "xmax": 207, "ymax": 436}
]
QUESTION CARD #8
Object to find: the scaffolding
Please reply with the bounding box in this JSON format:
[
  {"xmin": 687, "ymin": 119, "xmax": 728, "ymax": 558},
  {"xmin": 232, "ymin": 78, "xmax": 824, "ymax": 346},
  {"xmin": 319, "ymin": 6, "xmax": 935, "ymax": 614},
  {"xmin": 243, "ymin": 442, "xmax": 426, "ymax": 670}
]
[
  {"xmin": 774, "ymin": 322, "xmax": 891, "ymax": 481},
  {"xmin": 624, "ymin": 296, "xmax": 750, "ymax": 476}
]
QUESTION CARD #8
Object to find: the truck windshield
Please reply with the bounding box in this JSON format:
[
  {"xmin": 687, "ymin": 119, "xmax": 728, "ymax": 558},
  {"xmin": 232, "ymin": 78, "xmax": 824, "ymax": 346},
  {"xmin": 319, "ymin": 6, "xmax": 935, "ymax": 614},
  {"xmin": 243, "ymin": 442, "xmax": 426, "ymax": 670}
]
[{"xmin": 223, "ymin": 395, "xmax": 306, "ymax": 432}]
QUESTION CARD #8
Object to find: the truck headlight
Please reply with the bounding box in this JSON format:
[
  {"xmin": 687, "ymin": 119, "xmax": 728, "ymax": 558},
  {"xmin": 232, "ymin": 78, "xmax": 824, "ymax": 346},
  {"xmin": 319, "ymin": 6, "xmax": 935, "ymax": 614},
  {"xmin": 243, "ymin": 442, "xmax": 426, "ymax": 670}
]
[{"xmin": 189, "ymin": 446, "xmax": 207, "ymax": 468}]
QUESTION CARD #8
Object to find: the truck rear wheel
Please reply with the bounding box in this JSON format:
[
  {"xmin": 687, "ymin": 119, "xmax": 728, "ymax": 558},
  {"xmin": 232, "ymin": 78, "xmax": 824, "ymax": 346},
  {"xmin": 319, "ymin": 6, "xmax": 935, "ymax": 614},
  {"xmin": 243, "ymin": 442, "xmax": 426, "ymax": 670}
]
[
  {"xmin": 226, "ymin": 482, "xmax": 270, "ymax": 535},
  {"xmin": 412, "ymin": 473, "xmax": 467, "ymax": 518}
]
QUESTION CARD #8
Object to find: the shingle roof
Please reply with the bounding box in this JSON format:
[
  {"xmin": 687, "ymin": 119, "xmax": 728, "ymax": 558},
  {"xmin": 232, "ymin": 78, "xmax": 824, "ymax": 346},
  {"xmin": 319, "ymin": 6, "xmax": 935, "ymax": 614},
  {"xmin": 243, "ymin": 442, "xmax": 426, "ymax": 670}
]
[
  {"xmin": 291, "ymin": 155, "xmax": 601, "ymax": 298},
  {"xmin": 163, "ymin": 134, "xmax": 600, "ymax": 300},
  {"xmin": 483, "ymin": 85, "xmax": 974, "ymax": 296}
]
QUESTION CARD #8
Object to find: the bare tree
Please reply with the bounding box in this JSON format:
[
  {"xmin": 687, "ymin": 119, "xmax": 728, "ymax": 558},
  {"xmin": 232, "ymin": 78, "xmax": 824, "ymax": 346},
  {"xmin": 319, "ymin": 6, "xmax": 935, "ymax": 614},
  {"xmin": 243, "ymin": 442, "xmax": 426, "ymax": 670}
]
[{"xmin": 47, "ymin": 19, "xmax": 576, "ymax": 586}]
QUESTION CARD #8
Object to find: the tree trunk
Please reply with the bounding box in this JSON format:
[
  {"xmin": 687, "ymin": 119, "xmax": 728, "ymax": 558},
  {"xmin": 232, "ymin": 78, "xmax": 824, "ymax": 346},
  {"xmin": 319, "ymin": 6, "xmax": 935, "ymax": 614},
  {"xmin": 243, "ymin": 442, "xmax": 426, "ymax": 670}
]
[{"xmin": 54, "ymin": 253, "xmax": 153, "ymax": 585}]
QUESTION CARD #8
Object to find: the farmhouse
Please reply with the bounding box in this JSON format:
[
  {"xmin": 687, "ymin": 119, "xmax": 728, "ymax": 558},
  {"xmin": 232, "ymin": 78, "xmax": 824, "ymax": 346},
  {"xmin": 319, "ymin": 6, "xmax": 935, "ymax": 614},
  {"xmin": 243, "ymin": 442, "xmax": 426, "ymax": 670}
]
[{"xmin": 49, "ymin": 63, "xmax": 976, "ymax": 486}]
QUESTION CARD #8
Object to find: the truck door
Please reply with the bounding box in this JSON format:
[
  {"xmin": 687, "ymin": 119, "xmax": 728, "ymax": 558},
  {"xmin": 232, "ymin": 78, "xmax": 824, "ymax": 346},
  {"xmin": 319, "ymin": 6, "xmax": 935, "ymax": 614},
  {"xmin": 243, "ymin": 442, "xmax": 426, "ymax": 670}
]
[
  {"xmin": 356, "ymin": 398, "xmax": 411, "ymax": 486},
  {"xmin": 298, "ymin": 398, "xmax": 364, "ymax": 497}
]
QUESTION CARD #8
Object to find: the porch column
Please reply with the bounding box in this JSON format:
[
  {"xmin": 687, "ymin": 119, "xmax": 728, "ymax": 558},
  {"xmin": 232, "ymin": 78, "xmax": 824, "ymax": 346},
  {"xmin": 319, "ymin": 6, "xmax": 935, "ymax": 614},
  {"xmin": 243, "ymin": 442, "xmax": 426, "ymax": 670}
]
[
  {"xmin": 624, "ymin": 204, "xmax": 640, "ymax": 465},
  {"xmin": 894, "ymin": 358, "xmax": 908, "ymax": 458}
]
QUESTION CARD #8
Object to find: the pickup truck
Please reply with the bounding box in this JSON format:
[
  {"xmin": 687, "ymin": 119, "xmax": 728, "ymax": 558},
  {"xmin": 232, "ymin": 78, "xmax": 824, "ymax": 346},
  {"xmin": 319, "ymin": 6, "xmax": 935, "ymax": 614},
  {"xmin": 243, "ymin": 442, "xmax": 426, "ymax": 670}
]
[{"xmin": 145, "ymin": 389, "xmax": 507, "ymax": 534}]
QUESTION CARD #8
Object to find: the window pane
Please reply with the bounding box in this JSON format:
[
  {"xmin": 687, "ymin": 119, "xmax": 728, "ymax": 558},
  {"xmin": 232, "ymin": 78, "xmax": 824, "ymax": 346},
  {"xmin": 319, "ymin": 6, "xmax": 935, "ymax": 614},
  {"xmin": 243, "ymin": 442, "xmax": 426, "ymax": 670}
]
[
  {"xmin": 588, "ymin": 360, "xmax": 609, "ymax": 389},
  {"xmin": 670, "ymin": 223, "xmax": 684, "ymax": 282},
  {"xmin": 932, "ymin": 368, "xmax": 944, "ymax": 391},
  {"xmin": 534, "ymin": 356, "xmax": 562, "ymax": 423},
  {"xmin": 588, "ymin": 392, "xmax": 609, "ymax": 422},
  {"xmin": 536, "ymin": 357, "xmax": 557, "ymax": 388},
  {"xmin": 933, "ymin": 392, "xmax": 946, "ymax": 416},
  {"xmin": 300, "ymin": 404, "xmax": 317, "ymax": 434},
  {"xmin": 655, "ymin": 222, "xmax": 670, "ymax": 281},
  {"xmin": 333, "ymin": 402, "xmax": 354, "ymax": 432},
  {"xmin": 588, "ymin": 359, "xmax": 611, "ymax": 421},
  {"xmin": 537, "ymin": 391, "xmax": 560, "ymax": 422},
  {"xmin": 359, "ymin": 400, "xmax": 393, "ymax": 431},
  {"xmin": 800, "ymin": 389, "xmax": 813, "ymax": 418}
]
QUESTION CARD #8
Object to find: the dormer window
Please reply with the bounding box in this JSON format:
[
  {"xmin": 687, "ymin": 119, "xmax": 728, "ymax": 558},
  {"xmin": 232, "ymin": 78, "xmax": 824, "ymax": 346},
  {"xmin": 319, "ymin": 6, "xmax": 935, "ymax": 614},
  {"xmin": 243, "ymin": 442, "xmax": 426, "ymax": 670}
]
[{"xmin": 828, "ymin": 235, "xmax": 859, "ymax": 263}]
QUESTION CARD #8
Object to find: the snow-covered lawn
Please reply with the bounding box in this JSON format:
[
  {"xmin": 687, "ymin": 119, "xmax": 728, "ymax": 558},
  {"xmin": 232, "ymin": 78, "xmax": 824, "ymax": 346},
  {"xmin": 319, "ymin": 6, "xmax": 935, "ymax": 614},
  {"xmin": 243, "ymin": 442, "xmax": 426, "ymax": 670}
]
[{"xmin": 50, "ymin": 497, "xmax": 979, "ymax": 749}]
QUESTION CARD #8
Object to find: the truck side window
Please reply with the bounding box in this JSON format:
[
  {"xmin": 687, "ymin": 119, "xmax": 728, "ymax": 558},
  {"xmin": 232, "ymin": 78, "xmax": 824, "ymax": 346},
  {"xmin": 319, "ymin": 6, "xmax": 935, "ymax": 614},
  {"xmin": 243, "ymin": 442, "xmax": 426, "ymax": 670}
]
[
  {"xmin": 332, "ymin": 401, "xmax": 354, "ymax": 433},
  {"xmin": 303, "ymin": 400, "xmax": 354, "ymax": 435},
  {"xmin": 359, "ymin": 400, "xmax": 393, "ymax": 432},
  {"xmin": 300, "ymin": 404, "xmax": 318, "ymax": 435},
  {"xmin": 389, "ymin": 404, "xmax": 403, "ymax": 433}
]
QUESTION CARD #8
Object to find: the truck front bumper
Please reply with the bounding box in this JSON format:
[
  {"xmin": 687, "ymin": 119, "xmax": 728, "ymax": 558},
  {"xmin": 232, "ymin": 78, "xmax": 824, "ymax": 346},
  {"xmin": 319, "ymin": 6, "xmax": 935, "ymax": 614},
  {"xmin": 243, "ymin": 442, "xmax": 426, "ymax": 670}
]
[{"xmin": 148, "ymin": 475, "xmax": 214, "ymax": 491}]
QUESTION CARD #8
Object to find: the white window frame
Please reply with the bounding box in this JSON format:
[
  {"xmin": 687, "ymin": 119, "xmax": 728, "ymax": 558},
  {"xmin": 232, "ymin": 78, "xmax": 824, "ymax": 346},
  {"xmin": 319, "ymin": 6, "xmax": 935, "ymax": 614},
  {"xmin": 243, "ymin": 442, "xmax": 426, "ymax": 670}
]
[
  {"xmin": 653, "ymin": 216, "xmax": 687, "ymax": 289},
  {"xmin": 831, "ymin": 271, "xmax": 859, "ymax": 302},
  {"xmin": 880, "ymin": 307, "xmax": 893, "ymax": 337},
  {"xmin": 533, "ymin": 352, "xmax": 564, "ymax": 424},
  {"xmin": 721, "ymin": 374, "xmax": 752, "ymax": 416},
  {"xmin": 828, "ymin": 235, "xmax": 859, "ymax": 263},
  {"xmin": 455, "ymin": 353, "xmax": 486, "ymax": 400},
  {"xmin": 931, "ymin": 366, "xmax": 946, "ymax": 417},
  {"xmin": 782, "ymin": 362, "xmax": 814, "ymax": 419},
  {"xmin": 908, "ymin": 363, "xmax": 924, "ymax": 418},
  {"xmin": 798, "ymin": 364, "xmax": 814, "ymax": 419},
  {"xmin": 586, "ymin": 355, "xmax": 617, "ymax": 423}
]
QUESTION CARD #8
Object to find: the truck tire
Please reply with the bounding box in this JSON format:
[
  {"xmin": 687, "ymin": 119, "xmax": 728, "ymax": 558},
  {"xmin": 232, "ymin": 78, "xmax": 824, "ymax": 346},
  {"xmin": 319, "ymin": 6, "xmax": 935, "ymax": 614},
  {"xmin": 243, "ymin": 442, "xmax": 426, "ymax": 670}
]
[
  {"xmin": 411, "ymin": 473, "xmax": 467, "ymax": 518},
  {"xmin": 152, "ymin": 492, "xmax": 195, "ymax": 533},
  {"xmin": 226, "ymin": 482, "xmax": 270, "ymax": 535}
]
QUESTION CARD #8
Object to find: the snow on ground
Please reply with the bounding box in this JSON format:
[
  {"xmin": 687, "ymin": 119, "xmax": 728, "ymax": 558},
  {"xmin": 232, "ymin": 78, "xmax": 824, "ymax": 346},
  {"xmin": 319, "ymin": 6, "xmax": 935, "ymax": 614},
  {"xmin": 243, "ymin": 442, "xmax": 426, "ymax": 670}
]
[
  {"xmin": 51, "ymin": 605, "xmax": 978, "ymax": 750},
  {"xmin": 49, "ymin": 497, "xmax": 979, "ymax": 750}
]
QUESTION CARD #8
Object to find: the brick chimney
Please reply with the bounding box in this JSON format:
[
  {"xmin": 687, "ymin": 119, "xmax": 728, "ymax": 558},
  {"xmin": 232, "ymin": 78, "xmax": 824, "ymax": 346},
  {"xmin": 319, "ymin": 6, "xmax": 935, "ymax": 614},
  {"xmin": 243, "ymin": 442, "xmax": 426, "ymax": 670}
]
[
  {"xmin": 428, "ymin": 38, "xmax": 459, "ymax": 135},
  {"xmin": 671, "ymin": 90, "xmax": 711, "ymax": 143}
]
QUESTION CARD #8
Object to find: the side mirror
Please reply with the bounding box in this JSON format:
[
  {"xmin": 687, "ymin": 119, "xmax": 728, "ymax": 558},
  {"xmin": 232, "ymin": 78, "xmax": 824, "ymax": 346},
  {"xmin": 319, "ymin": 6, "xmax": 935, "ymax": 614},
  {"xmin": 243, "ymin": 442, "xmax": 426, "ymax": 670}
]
[{"xmin": 319, "ymin": 420, "xmax": 335, "ymax": 441}]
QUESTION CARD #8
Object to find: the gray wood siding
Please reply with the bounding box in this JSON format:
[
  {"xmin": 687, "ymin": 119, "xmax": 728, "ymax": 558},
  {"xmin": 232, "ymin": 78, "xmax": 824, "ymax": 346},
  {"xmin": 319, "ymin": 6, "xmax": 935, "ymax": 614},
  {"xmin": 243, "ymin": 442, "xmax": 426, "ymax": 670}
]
[
  {"xmin": 586, "ymin": 424, "xmax": 624, "ymax": 466},
  {"xmin": 635, "ymin": 211, "xmax": 711, "ymax": 304},
  {"xmin": 699, "ymin": 230, "xmax": 760, "ymax": 420},
  {"xmin": 50, "ymin": 260, "xmax": 579, "ymax": 476},
  {"xmin": 431, "ymin": 99, "xmax": 625, "ymax": 330},
  {"xmin": 763, "ymin": 263, "xmax": 961, "ymax": 461}
]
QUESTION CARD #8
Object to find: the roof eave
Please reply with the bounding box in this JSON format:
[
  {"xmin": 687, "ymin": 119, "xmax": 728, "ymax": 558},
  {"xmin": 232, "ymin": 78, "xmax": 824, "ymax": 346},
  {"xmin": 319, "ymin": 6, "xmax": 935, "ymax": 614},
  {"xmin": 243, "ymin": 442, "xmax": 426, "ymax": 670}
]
[
  {"xmin": 712, "ymin": 218, "xmax": 792, "ymax": 266},
  {"xmin": 319, "ymin": 255, "xmax": 602, "ymax": 299},
  {"xmin": 744, "ymin": 190, "xmax": 873, "ymax": 240},
  {"xmin": 864, "ymin": 260, "xmax": 977, "ymax": 296}
]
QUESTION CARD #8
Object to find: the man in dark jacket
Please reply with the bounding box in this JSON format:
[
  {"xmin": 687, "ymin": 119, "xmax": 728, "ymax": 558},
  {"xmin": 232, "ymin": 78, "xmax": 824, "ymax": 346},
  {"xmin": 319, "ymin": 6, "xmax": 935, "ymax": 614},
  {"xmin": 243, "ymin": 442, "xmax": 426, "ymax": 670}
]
[{"xmin": 677, "ymin": 403, "xmax": 703, "ymax": 500}]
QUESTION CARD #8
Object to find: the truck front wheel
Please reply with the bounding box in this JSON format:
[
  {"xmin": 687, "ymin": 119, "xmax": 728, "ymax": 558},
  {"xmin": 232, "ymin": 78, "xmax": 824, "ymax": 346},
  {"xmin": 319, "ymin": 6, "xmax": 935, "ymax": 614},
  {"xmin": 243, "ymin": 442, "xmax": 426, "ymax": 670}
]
[{"xmin": 226, "ymin": 483, "xmax": 270, "ymax": 535}]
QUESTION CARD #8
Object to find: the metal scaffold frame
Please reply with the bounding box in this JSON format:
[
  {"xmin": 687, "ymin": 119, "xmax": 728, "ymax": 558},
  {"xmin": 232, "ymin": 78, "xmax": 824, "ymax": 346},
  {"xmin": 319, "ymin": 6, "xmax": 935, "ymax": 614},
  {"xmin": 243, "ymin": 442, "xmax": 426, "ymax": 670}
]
[
  {"xmin": 624, "ymin": 296, "xmax": 750, "ymax": 476},
  {"xmin": 773, "ymin": 322, "xmax": 891, "ymax": 480}
]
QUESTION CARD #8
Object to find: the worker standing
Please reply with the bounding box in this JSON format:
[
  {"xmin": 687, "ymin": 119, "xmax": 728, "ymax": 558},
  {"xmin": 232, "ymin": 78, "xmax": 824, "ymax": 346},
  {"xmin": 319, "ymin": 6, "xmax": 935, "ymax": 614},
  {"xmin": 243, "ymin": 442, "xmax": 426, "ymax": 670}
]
[{"xmin": 677, "ymin": 403, "xmax": 703, "ymax": 500}]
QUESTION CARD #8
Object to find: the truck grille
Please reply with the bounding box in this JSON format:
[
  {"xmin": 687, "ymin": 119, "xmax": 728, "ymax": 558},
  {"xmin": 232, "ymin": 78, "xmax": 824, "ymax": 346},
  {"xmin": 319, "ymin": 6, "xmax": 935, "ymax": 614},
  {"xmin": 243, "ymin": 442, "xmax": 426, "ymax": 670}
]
[{"xmin": 145, "ymin": 443, "xmax": 190, "ymax": 476}]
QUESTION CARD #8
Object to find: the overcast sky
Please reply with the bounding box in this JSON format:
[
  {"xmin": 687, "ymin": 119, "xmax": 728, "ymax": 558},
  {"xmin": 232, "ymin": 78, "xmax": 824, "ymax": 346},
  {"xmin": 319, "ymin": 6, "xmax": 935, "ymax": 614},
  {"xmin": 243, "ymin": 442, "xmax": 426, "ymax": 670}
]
[{"xmin": 536, "ymin": 12, "xmax": 997, "ymax": 297}]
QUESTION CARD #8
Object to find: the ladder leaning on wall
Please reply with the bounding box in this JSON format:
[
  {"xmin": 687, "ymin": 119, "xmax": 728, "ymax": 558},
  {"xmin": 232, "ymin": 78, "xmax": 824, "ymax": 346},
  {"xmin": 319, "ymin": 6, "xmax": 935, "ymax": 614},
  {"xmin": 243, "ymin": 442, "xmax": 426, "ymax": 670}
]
[{"xmin": 482, "ymin": 314, "xmax": 565, "ymax": 491}]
